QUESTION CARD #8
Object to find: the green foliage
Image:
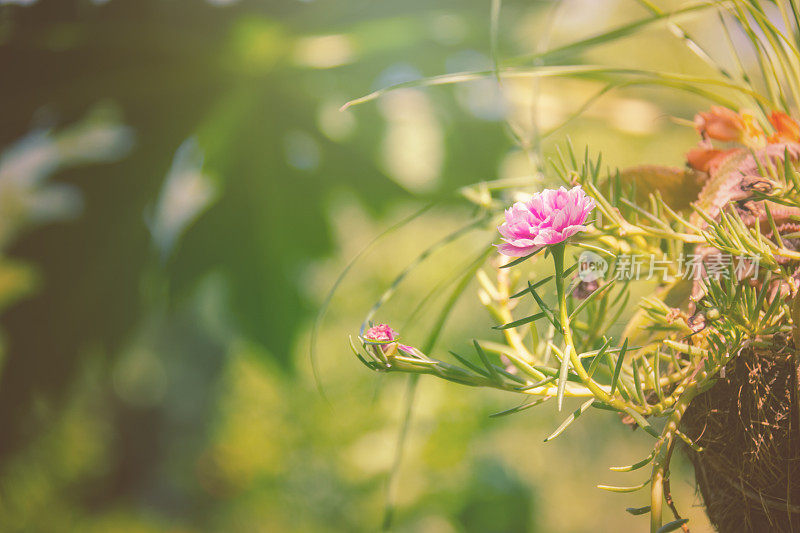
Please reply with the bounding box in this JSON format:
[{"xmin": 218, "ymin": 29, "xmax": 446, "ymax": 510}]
[{"xmin": 350, "ymin": 2, "xmax": 800, "ymax": 531}]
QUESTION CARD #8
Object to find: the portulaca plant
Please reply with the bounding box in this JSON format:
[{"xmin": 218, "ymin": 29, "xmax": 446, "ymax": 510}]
[{"xmin": 342, "ymin": 2, "xmax": 800, "ymax": 532}]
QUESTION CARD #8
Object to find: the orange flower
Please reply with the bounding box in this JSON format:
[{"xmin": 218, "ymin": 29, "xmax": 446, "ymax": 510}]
[
  {"xmin": 768, "ymin": 111, "xmax": 800, "ymax": 143},
  {"xmin": 740, "ymin": 110, "xmax": 767, "ymax": 148},
  {"xmin": 686, "ymin": 144, "xmax": 737, "ymax": 173},
  {"xmin": 694, "ymin": 106, "xmax": 747, "ymax": 142}
]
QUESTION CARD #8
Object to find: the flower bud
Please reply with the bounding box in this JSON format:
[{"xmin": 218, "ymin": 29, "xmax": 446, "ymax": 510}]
[
  {"xmin": 572, "ymin": 279, "xmax": 599, "ymax": 300},
  {"xmin": 362, "ymin": 323, "xmax": 401, "ymax": 359},
  {"xmin": 694, "ymin": 106, "xmax": 748, "ymax": 142},
  {"xmin": 363, "ymin": 323, "xmax": 397, "ymax": 343}
]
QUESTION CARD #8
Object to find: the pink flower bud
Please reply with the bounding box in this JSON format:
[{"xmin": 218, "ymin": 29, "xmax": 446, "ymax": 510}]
[{"xmin": 363, "ymin": 324, "xmax": 397, "ymax": 343}]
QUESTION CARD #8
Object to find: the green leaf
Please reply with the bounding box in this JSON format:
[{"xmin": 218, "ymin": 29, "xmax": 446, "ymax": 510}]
[
  {"xmin": 586, "ymin": 337, "xmax": 613, "ymax": 378},
  {"xmin": 597, "ymin": 478, "xmax": 651, "ymax": 493},
  {"xmin": 493, "ymin": 312, "xmax": 547, "ymax": 330},
  {"xmin": 626, "ymin": 506, "xmax": 651, "ymax": 516},
  {"xmin": 510, "ymin": 275, "xmax": 553, "ymax": 298},
  {"xmin": 490, "ymin": 397, "xmax": 550, "ymax": 418},
  {"xmin": 590, "ymin": 400, "xmax": 620, "ymax": 411},
  {"xmin": 765, "ymin": 203, "xmax": 784, "ymax": 248},
  {"xmin": 527, "ymin": 282, "xmax": 562, "ymax": 329},
  {"xmin": 349, "ymin": 335, "xmax": 380, "ymax": 369},
  {"xmin": 573, "ymin": 241, "xmax": 616, "ymax": 257},
  {"xmin": 392, "ymin": 355, "xmax": 437, "ymax": 367},
  {"xmin": 544, "ymin": 399, "xmax": 594, "ymax": 442},
  {"xmin": 473, "ymin": 340, "xmax": 502, "ymax": 385},
  {"xmin": 609, "ymin": 449, "xmax": 656, "ymax": 472},
  {"xmin": 569, "ymin": 278, "xmax": 617, "ymax": 321},
  {"xmin": 494, "ymin": 345, "xmax": 549, "ymax": 382},
  {"xmin": 657, "ymin": 519, "xmax": 690, "ymax": 533},
  {"xmin": 500, "ymin": 248, "xmax": 544, "ymax": 269},
  {"xmin": 675, "ymin": 429, "xmax": 704, "ymax": 452},
  {"xmin": 556, "ymin": 346, "xmax": 572, "ymax": 411},
  {"xmin": 562, "ymin": 262, "xmax": 580, "ymax": 279},
  {"xmin": 785, "ymin": 146, "xmax": 800, "ymax": 189},
  {"xmin": 619, "ymin": 197, "xmax": 673, "ymax": 230},
  {"xmin": 652, "ymin": 349, "xmax": 663, "ymax": 401},
  {"xmin": 632, "ymin": 357, "xmax": 646, "ymax": 405},
  {"xmin": 489, "ymin": 0, "xmax": 501, "ymax": 82},
  {"xmin": 623, "ymin": 407, "xmax": 660, "ymax": 438},
  {"xmin": 511, "ymin": 3, "xmax": 714, "ymax": 65},
  {"xmin": 493, "ymin": 364, "xmax": 527, "ymax": 384},
  {"xmin": 516, "ymin": 376, "xmax": 556, "ymax": 391},
  {"xmin": 609, "ymin": 338, "xmax": 628, "ymax": 395},
  {"xmin": 343, "ymin": 65, "xmax": 769, "ymax": 112},
  {"xmin": 751, "ymin": 272, "xmax": 772, "ymax": 323},
  {"xmin": 449, "ymin": 351, "xmax": 489, "ymax": 378},
  {"xmin": 566, "ymin": 136, "xmax": 578, "ymax": 168},
  {"xmin": 533, "ymin": 365, "xmax": 582, "ymax": 383},
  {"xmin": 764, "ymin": 288, "xmax": 784, "ymax": 322}
]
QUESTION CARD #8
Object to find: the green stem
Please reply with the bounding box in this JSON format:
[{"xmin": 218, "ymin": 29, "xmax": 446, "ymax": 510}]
[
  {"xmin": 649, "ymin": 383, "xmax": 698, "ymax": 532},
  {"xmin": 650, "ymin": 435, "xmax": 669, "ymax": 532},
  {"xmin": 552, "ymin": 243, "xmax": 573, "ymax": 350},
  {"xmin": 551, "ymin": 243, "xmax": 625, "ymax": 409}
]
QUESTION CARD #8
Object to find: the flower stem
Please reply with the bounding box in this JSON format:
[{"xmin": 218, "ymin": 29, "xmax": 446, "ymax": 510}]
[
  {"xmin": 551, "ymin": 243, "xmax": 624, "ymax": 410},
  {"xmin": 551, "ymin": 243, "xmax": 571, "ymax": 346}
]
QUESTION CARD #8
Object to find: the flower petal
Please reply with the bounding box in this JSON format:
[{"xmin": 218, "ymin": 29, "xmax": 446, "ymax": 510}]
[
  {"xmin": 495, "ymin": 185, "xmax": 595, "ymax": 257},
  {"xmin": 496, "ymin": 242, "xmax": 541, "ymax": 257}
]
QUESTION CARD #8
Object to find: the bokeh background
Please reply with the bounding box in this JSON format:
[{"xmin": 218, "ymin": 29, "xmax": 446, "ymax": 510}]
[{"xmin": 0, "ymin": 0, "xmax": 746, "ymax": 531}]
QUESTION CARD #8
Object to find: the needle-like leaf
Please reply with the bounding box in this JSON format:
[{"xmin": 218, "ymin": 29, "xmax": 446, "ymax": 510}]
[
  {"xmin": 449, "ymin": 351, "xmax": 489, "ymax": 378},
  {"xmin": 586, "ymin": 337, "xmax": 613, "ymax": 378},
  {"xmin": 493, "ymin": 312, "xmax": 547, "ymax": 330},
  {"xmin": 474, "ymin": 340, "xmax": 502, "ymax": 385},
  {"xmin": 597, "ymin": 479, "xmax": 651, "ymax": 493},
  {"xmin": 623, "ymin": 407, "xmax": 660, "ymax": 438},
  {"xmin": 527, "ymin": 282, "xmax": 562, "ymax": 329},
  {"xmin": 609, "ymin": 449, "xmax": 656, "ymax": 472},
  {"xmin": 556, "ymin": 346, "xmax": 572, "ymax": 411},
  {"xmin": 510, "ymin": 275, "xmax": 553, "ymax": 298},
  {"xmin": 632, "ymin": 357, "xmax": 646, "ymax": 405},
  {"xmin": 569, "ymin": 278, "xmax": 617, "ymax": 321},
  {"xmin": 544, "ymin": 398, "xmax": 594, "ymax": 441},
  {"xmin": 657, "ymin": 519, "xmax": 690, "ymax": 533},
  {"xmin": 609, "ymin": 338, "xmax": 628, "ymax": 395},
  {"xmin": 490, "ymin": 397, "xmax": 551, "ymax": 418},
  {"xmin": 500, "ymin": 248, "xmax": 544, "ymax": 268}
]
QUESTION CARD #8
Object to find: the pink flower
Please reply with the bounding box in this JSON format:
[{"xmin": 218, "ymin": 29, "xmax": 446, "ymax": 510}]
[
  {"xmin": 363, "ymin": 324, "xmax": 397, "ymax": 343},
  {"xmin": 497, "ymin": 186, "xmax": 595, "ymax": 257}
]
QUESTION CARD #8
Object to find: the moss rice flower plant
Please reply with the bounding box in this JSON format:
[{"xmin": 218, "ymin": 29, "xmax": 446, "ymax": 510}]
[{"xmin": 331, "ymin": 2, "xmax": 800, "ymax": 531}]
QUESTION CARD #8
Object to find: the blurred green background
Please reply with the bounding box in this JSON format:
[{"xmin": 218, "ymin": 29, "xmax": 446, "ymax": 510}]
[{"xmin": 0, "ymin": 0, "xmax": 736, "ymax": 531}]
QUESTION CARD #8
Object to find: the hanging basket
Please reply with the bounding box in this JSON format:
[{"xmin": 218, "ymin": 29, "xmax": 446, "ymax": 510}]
[{"xmin": 681, "ymin": 340, "xmax": 800, "ymax": 532}]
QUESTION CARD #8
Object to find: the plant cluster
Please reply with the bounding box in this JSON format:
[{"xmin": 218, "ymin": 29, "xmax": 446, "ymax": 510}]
[{"xmin": 344, "ymin": 2, "xmax": 800, "ymax": 531}]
